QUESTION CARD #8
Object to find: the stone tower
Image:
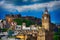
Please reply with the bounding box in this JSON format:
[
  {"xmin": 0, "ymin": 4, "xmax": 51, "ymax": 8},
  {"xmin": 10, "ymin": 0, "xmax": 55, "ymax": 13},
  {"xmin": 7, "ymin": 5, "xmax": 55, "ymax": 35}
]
[
  {"xmin": 42, "ymin": 8, "xmax": 50, "ymax": 31},
  {"xmin": 37, "ymin": 8, "xmax": 53, "ymax": 40},
  {"xmin": 41, "ymin": 8, "xmax": 53, "ymax": 40}
]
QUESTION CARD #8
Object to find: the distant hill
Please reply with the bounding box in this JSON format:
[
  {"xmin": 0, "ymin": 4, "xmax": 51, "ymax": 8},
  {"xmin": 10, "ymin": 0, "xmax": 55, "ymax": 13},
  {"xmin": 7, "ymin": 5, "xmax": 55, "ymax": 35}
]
[{"xmin": 14, "ymin": 16, "xmax": 42, "ymax": 27}]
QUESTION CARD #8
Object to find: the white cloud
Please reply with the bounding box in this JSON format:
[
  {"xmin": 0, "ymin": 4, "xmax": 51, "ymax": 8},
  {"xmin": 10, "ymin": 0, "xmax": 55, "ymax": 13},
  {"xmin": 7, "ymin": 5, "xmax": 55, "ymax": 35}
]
[
  {"xmin": 1, "ymin": 1, "xmax": 60, "ymax": 12},
  {"xmin": 0, "ymin": 0, "xmax": 5, "ymax": 5},
  {"xmin": 23, "ymin": 0, "xmax": 40, "ymax": 2}
]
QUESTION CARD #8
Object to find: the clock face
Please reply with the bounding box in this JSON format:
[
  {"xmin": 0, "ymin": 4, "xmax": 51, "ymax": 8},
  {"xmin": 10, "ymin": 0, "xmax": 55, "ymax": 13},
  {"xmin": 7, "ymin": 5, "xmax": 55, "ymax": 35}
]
[{"xmin": 44, "ymin": 17, "xmax": 47, "ymax": 19}]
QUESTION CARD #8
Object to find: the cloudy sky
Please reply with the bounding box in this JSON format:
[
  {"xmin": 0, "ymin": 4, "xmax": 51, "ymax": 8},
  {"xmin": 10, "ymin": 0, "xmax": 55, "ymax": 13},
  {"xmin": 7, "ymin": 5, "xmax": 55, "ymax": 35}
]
[{"xmin": 0, "ymin": 0, "xmax": 60, "ymax": 24}]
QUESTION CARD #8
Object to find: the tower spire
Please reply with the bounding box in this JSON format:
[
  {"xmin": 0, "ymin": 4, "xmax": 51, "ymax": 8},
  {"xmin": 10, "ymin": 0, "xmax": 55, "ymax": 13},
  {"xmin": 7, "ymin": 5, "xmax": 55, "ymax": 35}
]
[
  {"xmin": 44, "ymin": 7, "xmax": 48, "ymax": 14},
  {"xmin": 45, "ymin": 7, "xmax": 48, "ymax": 12}
]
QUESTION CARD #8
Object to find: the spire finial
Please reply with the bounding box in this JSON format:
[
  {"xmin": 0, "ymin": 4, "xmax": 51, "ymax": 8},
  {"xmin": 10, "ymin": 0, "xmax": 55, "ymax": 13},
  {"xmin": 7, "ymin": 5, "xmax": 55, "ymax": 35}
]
[
  {"xmin": 44, "ymin": 7, "xmax": 48, "ymax": 14},
  {"xmin": 45, "ymin": 7, "xmax": 48, "ymax": 12}
]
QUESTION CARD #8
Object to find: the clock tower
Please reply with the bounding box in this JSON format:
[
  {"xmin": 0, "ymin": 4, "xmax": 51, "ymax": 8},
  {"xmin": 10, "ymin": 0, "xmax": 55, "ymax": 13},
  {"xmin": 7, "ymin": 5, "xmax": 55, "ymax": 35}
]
[{"xmin": 42, "ymin": 8, "xmax": 50, "ymax": 31}]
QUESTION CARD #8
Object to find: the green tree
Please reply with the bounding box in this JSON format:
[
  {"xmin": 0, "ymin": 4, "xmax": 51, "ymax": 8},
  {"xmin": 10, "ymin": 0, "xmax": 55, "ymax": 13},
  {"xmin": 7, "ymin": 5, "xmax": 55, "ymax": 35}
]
[{"xmin": 14, "ymin": 18, "xmax": 35, "ymax": 27}]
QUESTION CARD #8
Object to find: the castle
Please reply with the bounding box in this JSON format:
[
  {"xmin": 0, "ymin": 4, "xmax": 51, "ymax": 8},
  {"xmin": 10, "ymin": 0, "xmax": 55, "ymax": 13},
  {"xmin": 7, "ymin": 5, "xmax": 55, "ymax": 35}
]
[{"xmin": 6, "ymin": 8, "xmax": 54, "ymax": 40}]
